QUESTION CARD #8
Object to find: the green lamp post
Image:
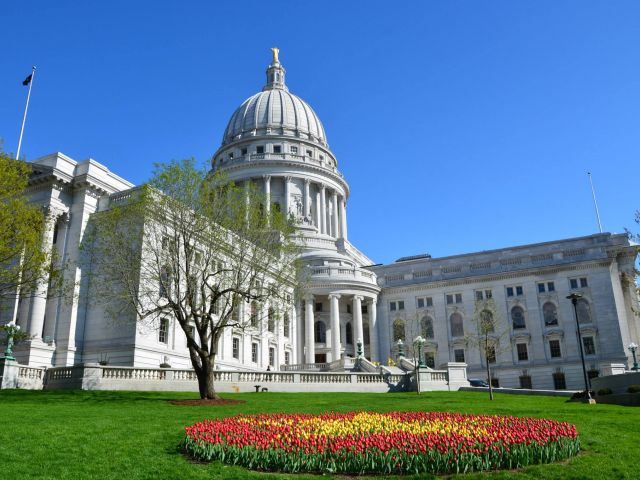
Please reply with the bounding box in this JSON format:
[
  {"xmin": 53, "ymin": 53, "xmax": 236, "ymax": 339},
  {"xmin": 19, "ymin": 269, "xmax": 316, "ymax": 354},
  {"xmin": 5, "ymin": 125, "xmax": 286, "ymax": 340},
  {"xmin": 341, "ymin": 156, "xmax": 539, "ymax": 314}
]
[
  {"xmin": 628, "ymin": 343, "xmax": 639, "ymax": 372},
  {"xmin": 413, "ymin": 336, "xmax": 426, "ymax": 367},
  {"xmin": 3, "ymin": 321, "xmax": 21, "ymax": 361}
]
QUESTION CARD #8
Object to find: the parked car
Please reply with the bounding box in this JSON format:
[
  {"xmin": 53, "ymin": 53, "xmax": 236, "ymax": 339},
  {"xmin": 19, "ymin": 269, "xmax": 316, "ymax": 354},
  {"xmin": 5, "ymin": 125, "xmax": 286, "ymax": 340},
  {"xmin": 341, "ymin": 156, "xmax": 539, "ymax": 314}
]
[{"xmin": 468, "ymin": 378, "xmax": 490, "ymax": 387}]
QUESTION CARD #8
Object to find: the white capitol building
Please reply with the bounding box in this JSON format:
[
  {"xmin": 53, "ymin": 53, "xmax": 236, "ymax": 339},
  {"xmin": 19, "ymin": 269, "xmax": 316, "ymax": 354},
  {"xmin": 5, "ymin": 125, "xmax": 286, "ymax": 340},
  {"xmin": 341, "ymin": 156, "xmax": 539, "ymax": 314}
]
[{"xmin": 7, "ymin": 51, "xmax": 639, "ymax": 391}]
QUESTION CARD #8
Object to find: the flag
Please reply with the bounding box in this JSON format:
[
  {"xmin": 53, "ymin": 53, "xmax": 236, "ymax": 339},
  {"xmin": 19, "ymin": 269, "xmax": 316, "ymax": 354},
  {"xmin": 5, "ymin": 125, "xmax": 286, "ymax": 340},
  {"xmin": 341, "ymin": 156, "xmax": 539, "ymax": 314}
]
[{"xmin": 22, "ymin": 74, "xmax": 32, "ymax": 86}]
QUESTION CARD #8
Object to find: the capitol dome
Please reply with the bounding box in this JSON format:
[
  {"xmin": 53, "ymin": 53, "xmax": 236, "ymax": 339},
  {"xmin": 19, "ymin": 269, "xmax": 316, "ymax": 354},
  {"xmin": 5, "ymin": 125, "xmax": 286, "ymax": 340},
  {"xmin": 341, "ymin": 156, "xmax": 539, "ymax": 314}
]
[{"xmin": 221, "ymin": 50, "xmax": 328, "ymax": 148}]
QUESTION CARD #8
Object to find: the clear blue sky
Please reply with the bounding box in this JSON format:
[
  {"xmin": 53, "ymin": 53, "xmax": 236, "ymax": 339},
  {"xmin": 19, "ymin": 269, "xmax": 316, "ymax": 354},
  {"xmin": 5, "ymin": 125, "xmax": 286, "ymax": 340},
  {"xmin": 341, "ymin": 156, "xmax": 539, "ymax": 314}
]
[{"xmin": 2, "ymin": 1, "xmax": 639, "ymax": 264}]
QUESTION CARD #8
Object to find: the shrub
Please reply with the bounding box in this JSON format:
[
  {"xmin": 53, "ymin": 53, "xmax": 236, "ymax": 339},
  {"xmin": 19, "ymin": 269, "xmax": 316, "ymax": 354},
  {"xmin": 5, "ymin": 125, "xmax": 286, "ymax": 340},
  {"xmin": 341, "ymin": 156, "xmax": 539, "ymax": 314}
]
[
  {"xmin": 597, "ymin": 388, "xmax": 613, "ymax": 396},
  {"xmin": 627, "ymin": 385, "xmax": 640, "ymax": 394}
]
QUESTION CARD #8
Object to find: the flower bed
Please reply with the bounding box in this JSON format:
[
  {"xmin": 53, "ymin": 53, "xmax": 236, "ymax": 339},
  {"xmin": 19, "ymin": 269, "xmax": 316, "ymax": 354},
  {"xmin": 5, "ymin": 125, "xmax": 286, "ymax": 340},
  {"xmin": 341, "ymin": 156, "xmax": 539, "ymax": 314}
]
[{"xmin": 182, "ymin": 411, "xmax": 579, "ymax": 475}]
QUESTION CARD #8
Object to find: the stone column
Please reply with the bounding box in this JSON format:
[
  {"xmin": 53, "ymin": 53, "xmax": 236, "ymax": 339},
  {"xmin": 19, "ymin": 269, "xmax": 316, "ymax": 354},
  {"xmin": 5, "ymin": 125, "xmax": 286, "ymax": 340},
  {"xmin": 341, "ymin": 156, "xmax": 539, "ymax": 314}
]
[
  {"xmin": 284, "ymin": 176, "xmax": 291, "ymax": 217},
  {"xmin": 294, "ymin": 299, "xmax": 303, "ymax": 363},
  {"xmin": 304, "ymin": 179, "xmax": 311, "ymax": 218},
  {"xmin": 319, "ymin": 185, "xmax": 326, "ymax": 234},
  {"xmin": 27, "ymin": 208, "xmax": 59, "ymax": 339},
  {"xmin": 332, "ymin": 191, "xmax": 339, "ymax": 238},
  {"xmin": 304, "ymin": 295, "xmax": 315, "ymax": 363},
  {"xmin": 329, "ymin": 293, "xmax": 341, "ymax": 361},
  {"xmin": 43, "ymin": 212, "xmax": 71, "ymax": 342},
  {"xmin": 315, "ymin": 190, "xmax": 321, "ymax": 230},
  {"xmin": 340, "ymin": 197, "xmax": 348, "ymax": 241},
  {"xmin": 367, "ymin": 298, "xmax": 378, "ymax": 362},
  {"xmin": 353, "ymin": 295, "xmax": 364, "ymax": 356},
  {"xmin": 263, "ymin": 175, "xmax": 271, "ymax": 224},
  {"xmin": 244, "ymin": 181, "xmax": 250, "ymax": 223}
]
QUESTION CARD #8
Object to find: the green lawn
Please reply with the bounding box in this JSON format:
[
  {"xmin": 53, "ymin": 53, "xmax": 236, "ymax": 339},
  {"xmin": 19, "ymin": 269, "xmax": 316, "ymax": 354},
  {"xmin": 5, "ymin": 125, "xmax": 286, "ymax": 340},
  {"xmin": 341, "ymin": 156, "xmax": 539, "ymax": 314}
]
[{"xmin": 0, "ymin": 389, "xmax": 637, "ymax": 479}]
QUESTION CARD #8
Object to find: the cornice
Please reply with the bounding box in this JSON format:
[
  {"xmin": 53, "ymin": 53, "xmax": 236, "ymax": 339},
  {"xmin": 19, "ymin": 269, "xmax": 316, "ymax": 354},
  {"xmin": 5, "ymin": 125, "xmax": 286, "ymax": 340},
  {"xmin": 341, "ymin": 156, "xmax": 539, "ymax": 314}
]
[{"xmin": 381, "ymin": 259, "xmax": 614, "ymax": 295}]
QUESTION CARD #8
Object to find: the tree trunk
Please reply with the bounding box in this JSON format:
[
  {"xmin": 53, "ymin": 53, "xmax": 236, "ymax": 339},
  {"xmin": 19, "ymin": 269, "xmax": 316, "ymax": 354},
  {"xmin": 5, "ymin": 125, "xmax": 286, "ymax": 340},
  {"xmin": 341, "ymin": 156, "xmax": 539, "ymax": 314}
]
[
  {"xmin": 196, "ymin": 356, "xmax": 221, "ymax": 400},
  {"xmin": 486, "ymin": 359, "xmax": 494, "ymax": 401}
]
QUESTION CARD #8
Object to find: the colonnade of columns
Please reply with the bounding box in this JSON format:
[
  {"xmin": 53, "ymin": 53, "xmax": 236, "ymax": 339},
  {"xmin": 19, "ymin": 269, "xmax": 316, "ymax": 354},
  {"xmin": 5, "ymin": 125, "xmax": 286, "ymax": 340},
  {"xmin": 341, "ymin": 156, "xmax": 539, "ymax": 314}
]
[
  {"xmin": 16, "ymin": 206, "xmax": 69, "ymax": 343},
  {"xmin": 248, "ymin": 176, "xmax": 348, "ymax": 239},
  {"xmin": 302, "ymin": 293, "xmax": 378, "ymax": 364}
]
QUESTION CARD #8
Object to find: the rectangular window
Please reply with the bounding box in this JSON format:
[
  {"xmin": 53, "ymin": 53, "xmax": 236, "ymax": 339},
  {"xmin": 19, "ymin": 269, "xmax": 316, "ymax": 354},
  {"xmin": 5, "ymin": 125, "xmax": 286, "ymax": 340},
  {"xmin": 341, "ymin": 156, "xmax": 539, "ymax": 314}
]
[
  {"xmin": 315, "ymin": 302, "xmax": 323, "ymax": 312},
  {"xmin": 553, "ymin": 372, "xmax": 566, "ymax": 390},
  {"xmin": 290, "ymin": 146, "xmax": 298, "ymax": 154},
  {"xmin": 251, "ymin": 343, "xmax": 258, "ymax": 363},
  {"xmin": 417, "ymin": 297, "xmax": 425, "ymax": 309},
  {"xmin": 516, "ymin": 286, "xmax": 523, "ymax": 296},
  {"xmin": 485, "ymin": 290, "xmax": 492, "ymax": 299},
  {"xmin": 519, "ymin": 375, "xmax": 532, "ymax": 389},
  {"xmin": 362, "ymin": 305, "xmax": 368, "ymax": 314},
  {"xmin": 241, "ymin": 147, "xmax": 248, "ymax": 155},
  {"xmin": 547, "ymin": 281, "xmax": 555, "ymax": 292},
  {"xmin": 583, "ymin": 336, "xmax": 596, "ymax": 355},
  {"xmin": 425, "ymin": 352, "xmax": 436, "ymax": 368},
  {"xmin": 285, "ymin": 351, "xmax": 290, "ymax": 365},
  {"xmin": 273, "ymin": 145, "xmax": 282, "ymax": 153},
  {"xmin": 549, "ymin": 340, "xmax": 562, "ymax": 358},
  {"xmin": 570, "ymin": 278, "xmax": 578, "ymax": 289},
  {"xmin": 454, "ymin": 348, "xmax": 465, "ymax": 363},
  {"xmin": 158, "ymin": 318, "xmax": 169, "ymax": 344},
  {"xmin": 506, "ymin": 287, "xmax": 514, "ymax": 297},
  {"xmin": 446, "ymin": 294, "xmax": 454, "ymax": 305},
  {"xmin": 455, "ymin": 293, "xmax": 463, "ymax": 304},
  {"xmin": 269, "ymin": 347, "xmax": 275, "ymax": 367},
  {"xmin": 306, "ymin": 149, "xmax": 313, "ymax": 157},
  {"xmin": 256, "ymin": 145, "xmax": 264, "ymax": 154},
  {"xmin": 538, "ymin": 283, "xmax": 545, "ymax": 293},
  {"xmin": 398, "ymin": 301, "xmax": 405, "ymax": 311},
  {"xmin": 426, "ymin": 297, "xmax": 433, "ymax": 307},
  {"xmin": 516, "ymin": 343, "xmax": 529, "ymax": 361},
  {"xmin": 232, "ymin": 338, "xmax": 240, "ymax": 359},
  {"xmin": 486, "ymin": 345, "xmax": 496, "ymax": 364},
  {"xmin": 580, "ymin": 277, "xmax": 588, "ymax": 288},
  {"xmin": 476, "ymin": 291, "xmax": 484, "ymax": 301},
  {"xmin": 390, "ymin": 301, "xmax": 396, "ymax": 311}
]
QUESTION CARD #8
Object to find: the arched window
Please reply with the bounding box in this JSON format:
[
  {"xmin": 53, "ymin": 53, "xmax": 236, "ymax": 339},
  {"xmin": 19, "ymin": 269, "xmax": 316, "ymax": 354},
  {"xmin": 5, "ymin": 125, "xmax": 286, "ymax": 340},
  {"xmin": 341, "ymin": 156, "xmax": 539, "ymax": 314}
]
[
  {"xmin": 345, "ymin": 322, "xmax": 353, "ymax": 345},
  {"xmin": 479, "ymin": 310, "xmax": 494, "ymax": 333},
  {"xmin": 576, "ymin": 299, "xmax": 592, "ymax": 324},
  {"xmin": 543, "ymin": 302, "xmax": 558, "ymax": 326},
  {"xmin": 421, "ymin": 316, "xmax": 434, "ymax": 339},
  {"xmin": 268, "ymin": 307, "xmax": 275, "ymax": 332},
  {"xmin": 511, "ymin": 306, "xmax": 526, "ymax": 330},
  {"xmin": 450, "ymin": 313, "xmax": 464, "ymax": 337},
  {"xmin": 283, "ymin": 312, "xmax": 290, "ymax": 337},
  {"xmin": 314, "ymin": 321, "xmax": 326, "ymax": 343},
  {"xmin": 393, "ymin": 318, "xmax": 405, "ymax": 341}
]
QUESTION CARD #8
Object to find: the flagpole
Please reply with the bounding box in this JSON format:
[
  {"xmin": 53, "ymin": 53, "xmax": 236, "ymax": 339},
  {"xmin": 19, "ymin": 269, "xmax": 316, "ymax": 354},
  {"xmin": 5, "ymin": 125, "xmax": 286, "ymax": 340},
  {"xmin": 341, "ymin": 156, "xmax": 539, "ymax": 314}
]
[
  {"xmin": 587, "ymin": 172, "xmax": 603, "ymax": 233},
  {"xmin": 16, "ymin": 65, "xmax": 36, "ymax": 160}
]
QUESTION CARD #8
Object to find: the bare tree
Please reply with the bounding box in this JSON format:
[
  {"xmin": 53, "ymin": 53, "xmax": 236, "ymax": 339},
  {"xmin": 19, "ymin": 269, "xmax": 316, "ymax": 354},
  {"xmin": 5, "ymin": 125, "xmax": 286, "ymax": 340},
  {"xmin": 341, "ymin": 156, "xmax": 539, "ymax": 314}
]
[
  {"xmin": 85, "ymin": 159, "xmax": 300, "ymax": 399},
  {"xmin": 465, "ymin": 297, "xmax": 511, "ymax": 400}
]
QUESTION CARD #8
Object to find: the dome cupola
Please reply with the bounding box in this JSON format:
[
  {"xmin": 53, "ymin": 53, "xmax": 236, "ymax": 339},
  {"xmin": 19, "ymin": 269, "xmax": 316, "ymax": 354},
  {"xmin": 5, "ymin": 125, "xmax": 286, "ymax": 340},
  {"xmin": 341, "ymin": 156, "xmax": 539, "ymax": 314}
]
[{"xmin": 220, "ymin": 49, "xmax": 328, "ymax": 148}]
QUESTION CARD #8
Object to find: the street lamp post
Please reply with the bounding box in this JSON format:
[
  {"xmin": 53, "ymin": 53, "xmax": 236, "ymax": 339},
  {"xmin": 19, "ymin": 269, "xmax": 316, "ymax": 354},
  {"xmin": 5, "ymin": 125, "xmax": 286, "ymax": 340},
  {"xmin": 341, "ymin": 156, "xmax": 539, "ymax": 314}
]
[
  {"xmin": 628, "ymin": 343, "xmax": 639, "ymax": 372},
  {"xmin": 566, "ymin": 293, "xmax": 594, "ymax": 403},
  {"xmin": 396, "ymin": 339, "xmax": 405, "ymax": 360},
  {"xmin": 2, "ymin": 320, "xmax": 21, "ymax": 361}
]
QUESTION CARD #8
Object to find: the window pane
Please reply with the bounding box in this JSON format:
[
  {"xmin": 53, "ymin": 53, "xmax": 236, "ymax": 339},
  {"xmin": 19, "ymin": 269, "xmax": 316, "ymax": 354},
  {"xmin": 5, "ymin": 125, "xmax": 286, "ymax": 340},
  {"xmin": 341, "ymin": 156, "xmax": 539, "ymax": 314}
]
[
  {"xmin": 517, "ymin": 343, "xmax": 528, "ymax": 361},
  {"xmin": 450, "ymin": 313, "xmax": 464, "ymax": 337},
  {"xmin": 543, "ymin": 302, "xmax": 558, "ymax": 326},
  {"xmin": 417, "ymin": 298, "xmax": 425, "ymax": 309},
  {"xmin": 476, "ymin": 291, "xmax": 483, "ymax": 301},
  {"xmin": 455, "ymin": 293, "xmax": 463, "ymax": 303},
  {"xmin": 454, "ymin": 349, "xmax": 465, "ymax": 363},
  {"xmin": 506, "ymin": 287, "xmax": 514, "ymax": 297},
  {"xmin": 516, "ymin": 286, "xmax": 523, "ymax": 296},
  {"xmin": 547, "ymin": 282, "xmax": 555, "ymax": 292},
  {"xmin": 580, "ymin": 278, "xmax": 588, "ymax": 288},
  {"xmin": 570, "ymin": 279, "xmax": 578, "ymax": 289},
  {"xmin": 538, "ymin": 283, "xmax": 545, "ymax": 293},
  {"xmin": 549, "ymin": 340, "xmax": 561, "ymax": 358},
  {"xmin": 511, "ymin": 306, "xmax": 526, "ymax": 329},
  {"xmin": 583, "ymin": 336, "xmax": 596, "ymax": 355},
  {"xmin": 398, "ymin": 301, "xmax": 405, "ymax": 310},
  {"xmin": 426, "ymin": 297, "xmax": 433, "ymax": 307}
]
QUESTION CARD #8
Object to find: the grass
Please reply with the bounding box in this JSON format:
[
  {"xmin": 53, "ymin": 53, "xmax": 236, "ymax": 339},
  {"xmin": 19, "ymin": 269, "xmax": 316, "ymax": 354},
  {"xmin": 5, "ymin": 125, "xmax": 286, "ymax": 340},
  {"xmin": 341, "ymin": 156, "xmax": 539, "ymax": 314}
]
[{"xmin": 0, "ymin": 389, "xmax": 637, "ymax": 479}]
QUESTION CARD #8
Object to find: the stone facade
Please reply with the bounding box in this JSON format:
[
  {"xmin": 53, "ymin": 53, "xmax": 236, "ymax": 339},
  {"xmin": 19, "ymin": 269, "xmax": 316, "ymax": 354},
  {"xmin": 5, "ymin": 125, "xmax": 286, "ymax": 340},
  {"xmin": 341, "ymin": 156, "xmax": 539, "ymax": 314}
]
[{"xmin": 2, "ymin": 51, "xmax": 639, "ymax": 392}]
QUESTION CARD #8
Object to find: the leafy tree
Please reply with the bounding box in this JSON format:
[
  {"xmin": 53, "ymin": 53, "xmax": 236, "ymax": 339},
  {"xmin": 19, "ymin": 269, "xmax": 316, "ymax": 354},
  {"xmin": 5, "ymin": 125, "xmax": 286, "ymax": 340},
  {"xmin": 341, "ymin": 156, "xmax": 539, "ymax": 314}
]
[
  {"xmin": 0, "ymin": 148, "xmax": 58, "ymax": 323},
  {"xmin": 624, "ymin": 210, "xmax": 640, "ymax": 311},
  {"xmin": 86, "ymin": 159, "xmax": 301, "ymax": 399}
]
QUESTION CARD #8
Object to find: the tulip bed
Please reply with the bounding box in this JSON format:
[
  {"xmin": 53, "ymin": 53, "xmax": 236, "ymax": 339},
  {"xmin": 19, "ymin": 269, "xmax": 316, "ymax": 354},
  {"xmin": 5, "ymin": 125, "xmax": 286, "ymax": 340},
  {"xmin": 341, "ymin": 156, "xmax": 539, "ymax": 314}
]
[{"xmin": 182, "ymin": 411, "xmax": 579, "ymax": 475}]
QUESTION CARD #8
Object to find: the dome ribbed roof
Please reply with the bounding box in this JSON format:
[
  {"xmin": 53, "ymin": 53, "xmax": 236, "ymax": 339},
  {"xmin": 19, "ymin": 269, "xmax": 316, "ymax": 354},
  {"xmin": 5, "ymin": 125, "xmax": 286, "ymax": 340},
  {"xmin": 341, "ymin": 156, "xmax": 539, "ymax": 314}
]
[{"xmin": 221, "ymin": 51, "xmax": 328, "ymax": 147}]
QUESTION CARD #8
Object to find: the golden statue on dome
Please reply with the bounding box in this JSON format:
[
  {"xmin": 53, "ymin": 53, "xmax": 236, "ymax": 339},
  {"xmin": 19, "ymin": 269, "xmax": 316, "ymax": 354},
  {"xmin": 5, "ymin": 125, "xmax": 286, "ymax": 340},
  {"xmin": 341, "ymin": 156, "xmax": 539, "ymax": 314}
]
[{"xmin": 271, "ymin": 47, "xmax": 280, "ymax": 64}]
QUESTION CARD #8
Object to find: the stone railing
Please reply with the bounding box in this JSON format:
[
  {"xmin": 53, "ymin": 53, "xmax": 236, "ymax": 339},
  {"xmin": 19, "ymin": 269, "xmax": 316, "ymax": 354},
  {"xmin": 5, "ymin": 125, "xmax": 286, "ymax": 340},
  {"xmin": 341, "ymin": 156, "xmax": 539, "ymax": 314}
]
[
  {"xmin": 306, "ymin": 265, "xmax": 377, "ymax": 286},
  {"xmin": 281, "ymin": 362, "xmax": 330, "ymax": 372}
]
